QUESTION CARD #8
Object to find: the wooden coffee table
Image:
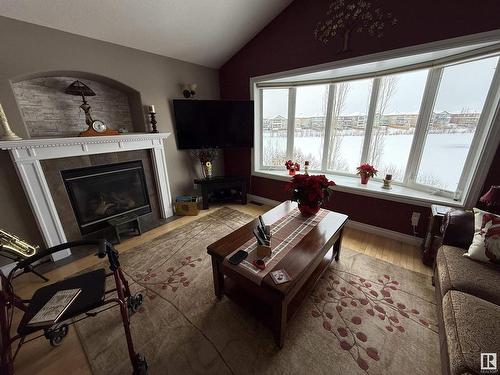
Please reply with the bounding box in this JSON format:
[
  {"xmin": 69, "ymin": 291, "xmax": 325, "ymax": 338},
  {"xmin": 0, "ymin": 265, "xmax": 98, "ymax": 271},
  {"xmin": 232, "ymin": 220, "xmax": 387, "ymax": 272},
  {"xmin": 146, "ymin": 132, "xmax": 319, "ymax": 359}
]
[{"xmin": 207, "ymin": 201, "xmax": 348, "ymax": 348}]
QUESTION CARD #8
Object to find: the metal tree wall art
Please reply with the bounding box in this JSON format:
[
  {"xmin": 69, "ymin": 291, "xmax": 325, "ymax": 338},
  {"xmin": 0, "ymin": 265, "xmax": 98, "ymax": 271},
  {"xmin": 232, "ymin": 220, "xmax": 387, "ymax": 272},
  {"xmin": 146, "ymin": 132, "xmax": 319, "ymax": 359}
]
[{"xmin": 314, "ymin": 0, "xmax": 398, "ymax": 53}]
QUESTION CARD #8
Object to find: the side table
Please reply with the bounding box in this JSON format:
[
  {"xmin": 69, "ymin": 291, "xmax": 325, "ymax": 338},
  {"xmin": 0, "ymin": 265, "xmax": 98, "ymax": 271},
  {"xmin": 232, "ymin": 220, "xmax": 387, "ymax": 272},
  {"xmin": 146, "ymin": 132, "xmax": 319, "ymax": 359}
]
[
  {"xmin": 194, "ymin": 176, "xmax": 247, "ymax": 209},
  {"xmin": 422, "ymin": 204, "xmax": 452, "ymax": 266}
]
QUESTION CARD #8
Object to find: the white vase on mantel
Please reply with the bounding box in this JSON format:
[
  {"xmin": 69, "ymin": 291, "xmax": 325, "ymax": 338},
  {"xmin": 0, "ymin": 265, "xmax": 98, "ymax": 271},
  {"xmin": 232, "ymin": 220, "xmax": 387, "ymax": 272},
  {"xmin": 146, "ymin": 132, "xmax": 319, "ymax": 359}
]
[{"xmin": 0, "ymin": 103, "xmax": 22, "ymax": 141}]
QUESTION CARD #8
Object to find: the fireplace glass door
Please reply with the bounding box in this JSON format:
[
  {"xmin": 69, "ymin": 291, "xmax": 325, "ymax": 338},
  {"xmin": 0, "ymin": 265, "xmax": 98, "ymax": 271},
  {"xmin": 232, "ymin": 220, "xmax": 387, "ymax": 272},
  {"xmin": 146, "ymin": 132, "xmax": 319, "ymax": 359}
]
[{"xmin": 62, "ymin": 161, "xmax": 151, "ymax": 234}]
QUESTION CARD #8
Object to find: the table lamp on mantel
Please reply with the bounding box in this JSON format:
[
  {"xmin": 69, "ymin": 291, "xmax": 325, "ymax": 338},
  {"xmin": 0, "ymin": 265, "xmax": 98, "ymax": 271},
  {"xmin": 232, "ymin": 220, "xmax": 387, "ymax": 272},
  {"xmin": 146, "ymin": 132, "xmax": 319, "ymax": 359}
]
[
  {"xmin": 65, "ymin": 80, "xmax": 118, "ymax": 137},
  {"xmin": 480, "ymin": 185, "xmax": 500, "ymax": 214}
]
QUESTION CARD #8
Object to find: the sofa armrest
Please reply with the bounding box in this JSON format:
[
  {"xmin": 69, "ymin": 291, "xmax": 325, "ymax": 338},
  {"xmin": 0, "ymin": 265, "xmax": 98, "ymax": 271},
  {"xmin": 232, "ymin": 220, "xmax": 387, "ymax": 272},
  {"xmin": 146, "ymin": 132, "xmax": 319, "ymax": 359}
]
[{"xmin": 441, "ymin": 209, "xmax": 474, "ymax": 250}]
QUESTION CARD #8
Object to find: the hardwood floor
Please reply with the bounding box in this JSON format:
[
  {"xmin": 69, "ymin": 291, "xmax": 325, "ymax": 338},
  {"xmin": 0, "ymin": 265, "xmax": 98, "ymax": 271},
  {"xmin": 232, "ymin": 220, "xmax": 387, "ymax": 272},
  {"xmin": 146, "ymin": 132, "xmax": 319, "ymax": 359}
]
[{"xmin": 10, "ymin": 202, "xmax": 432, "ymax": 375}]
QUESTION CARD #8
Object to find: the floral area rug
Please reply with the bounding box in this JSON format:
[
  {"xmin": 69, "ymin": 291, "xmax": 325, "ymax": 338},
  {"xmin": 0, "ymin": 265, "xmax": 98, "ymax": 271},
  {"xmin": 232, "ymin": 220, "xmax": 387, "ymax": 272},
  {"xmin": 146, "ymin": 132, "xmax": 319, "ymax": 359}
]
[{"xmin": 74, "ymin": 207, "xmax": 440, "ymax": 375}]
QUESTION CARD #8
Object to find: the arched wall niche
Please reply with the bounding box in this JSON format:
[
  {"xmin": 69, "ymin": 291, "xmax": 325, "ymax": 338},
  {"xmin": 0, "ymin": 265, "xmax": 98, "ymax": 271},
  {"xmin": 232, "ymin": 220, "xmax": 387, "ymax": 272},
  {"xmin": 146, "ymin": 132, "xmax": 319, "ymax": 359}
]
[{"xmin": 10, "ymin": 71, "xmax": 147, "ymax": 137}]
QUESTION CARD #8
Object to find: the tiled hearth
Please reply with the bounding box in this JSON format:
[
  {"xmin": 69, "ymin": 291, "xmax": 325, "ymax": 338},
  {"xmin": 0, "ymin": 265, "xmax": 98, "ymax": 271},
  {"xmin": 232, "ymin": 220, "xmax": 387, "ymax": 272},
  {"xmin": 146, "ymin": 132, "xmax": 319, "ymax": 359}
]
[{"xmin": 0, "ymin": 133, "xmax": 173, "ymax": 263}]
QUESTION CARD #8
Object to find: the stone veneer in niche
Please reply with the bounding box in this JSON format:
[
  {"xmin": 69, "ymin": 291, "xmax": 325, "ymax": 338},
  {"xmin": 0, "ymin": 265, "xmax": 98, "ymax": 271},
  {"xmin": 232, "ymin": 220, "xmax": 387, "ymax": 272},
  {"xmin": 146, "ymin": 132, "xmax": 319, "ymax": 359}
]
[{"xmin": 12, "ymin": 76, "xmax": 134, "ymax": 137}]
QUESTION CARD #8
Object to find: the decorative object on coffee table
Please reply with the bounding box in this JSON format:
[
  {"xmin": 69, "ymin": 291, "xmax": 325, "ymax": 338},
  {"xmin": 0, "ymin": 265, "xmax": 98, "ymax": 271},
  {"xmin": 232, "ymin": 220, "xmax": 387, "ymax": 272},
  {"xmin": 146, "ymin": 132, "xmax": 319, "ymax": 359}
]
[
  {"xmin": 382, "ymin": 174, "xmax": 392, "ymax": 189},
  {"xmin": 147, "ymin": 105, "xmax": 158, "ymax": 133},
  {"xmin": 304, "ymin": 160, "xmax": 310, "ymax": 175},
  {"xmin": 0, "ymin": 104, "xmax": 21, "ymax": 141},
  {"xmin": 270, "ymin": 269, "xmax": 291, "ymax": 285},
  {"xmin": 356, "ymin": 163, "xmax": 378, "ymax": 184},
  {"xmin": 480, "ymin": 185, "xmax": 500, "ymax": 214},
  {"xmin": 287, "ymin": 174, "xmax": 335, "ymax": 216},
  {"xmin": 65, "ymin": 80, "xmax": 119, "ymax": 137},
  {"xmin": 285, "ymin": 160, "xmax": 300, "ymax": 176},
  {"xmin": 254, "ymin": 215, "xmax": 272, "ymax": 257}
]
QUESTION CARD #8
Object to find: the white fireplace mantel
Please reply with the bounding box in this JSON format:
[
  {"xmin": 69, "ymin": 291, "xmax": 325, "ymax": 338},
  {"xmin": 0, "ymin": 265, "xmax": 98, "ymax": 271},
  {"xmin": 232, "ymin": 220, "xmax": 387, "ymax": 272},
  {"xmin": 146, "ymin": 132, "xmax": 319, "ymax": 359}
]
[{"xmin": 0, "ymin": 133, "xmax": 173, "ymax": 261}]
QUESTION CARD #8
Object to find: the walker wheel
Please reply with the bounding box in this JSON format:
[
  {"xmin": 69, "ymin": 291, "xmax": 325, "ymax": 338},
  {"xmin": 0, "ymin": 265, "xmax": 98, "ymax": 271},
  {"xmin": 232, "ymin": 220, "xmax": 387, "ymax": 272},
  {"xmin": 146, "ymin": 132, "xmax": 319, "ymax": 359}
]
[
  {"xmin": 48, "ymin": 323, "xmax": 69, "ymax": 347},
  {"xmin": 128, "ymin": 293, "xmax": 144, "ymax": 313}
]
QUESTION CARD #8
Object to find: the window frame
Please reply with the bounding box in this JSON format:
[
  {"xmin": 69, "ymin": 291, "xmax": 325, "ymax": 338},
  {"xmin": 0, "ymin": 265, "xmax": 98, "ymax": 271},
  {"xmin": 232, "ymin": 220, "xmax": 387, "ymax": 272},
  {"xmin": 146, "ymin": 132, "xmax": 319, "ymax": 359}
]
[{"xmin": 251, "ymin": 34, "xmax": 500, "ymax": 209}]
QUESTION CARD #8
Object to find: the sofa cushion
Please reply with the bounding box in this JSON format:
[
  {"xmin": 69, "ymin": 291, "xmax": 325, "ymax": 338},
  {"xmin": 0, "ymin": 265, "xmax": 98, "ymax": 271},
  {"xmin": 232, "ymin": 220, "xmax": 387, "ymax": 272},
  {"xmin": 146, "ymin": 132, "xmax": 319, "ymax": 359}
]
[
  {"xmin": 436, "ymin": 245, "xmax": 500, "ymax": 305},
  {"xmin": 442, "ymin": 291, "xmax": 500, "ymax": 375}
]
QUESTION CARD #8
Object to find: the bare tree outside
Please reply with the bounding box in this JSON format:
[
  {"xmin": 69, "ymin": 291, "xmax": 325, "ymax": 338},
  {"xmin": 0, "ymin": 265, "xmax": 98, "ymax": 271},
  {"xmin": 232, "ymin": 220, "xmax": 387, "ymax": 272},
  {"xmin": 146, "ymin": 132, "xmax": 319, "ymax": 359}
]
[
  {"xmin": 327, "ymin": 82, "xmax": 350, "ymax": 171},
  {"xmin": 368, "ymin": 76, "xmax": 399, "ymax": 167}
]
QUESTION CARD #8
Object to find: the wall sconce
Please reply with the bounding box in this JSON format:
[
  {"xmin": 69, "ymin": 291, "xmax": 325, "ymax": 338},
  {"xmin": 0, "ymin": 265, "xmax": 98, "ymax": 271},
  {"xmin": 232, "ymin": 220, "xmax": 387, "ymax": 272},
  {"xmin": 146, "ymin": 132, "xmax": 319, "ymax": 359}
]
[{"xmin": 182, "ymin": 84, "xmax": 197, "ymax": 98}]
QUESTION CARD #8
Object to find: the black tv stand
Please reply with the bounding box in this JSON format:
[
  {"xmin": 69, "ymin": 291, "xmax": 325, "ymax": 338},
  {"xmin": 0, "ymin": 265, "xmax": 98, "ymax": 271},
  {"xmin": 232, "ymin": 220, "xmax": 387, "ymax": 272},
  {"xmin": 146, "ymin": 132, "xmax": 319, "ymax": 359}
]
[{"xmin": 194, "ymin": 176, "xmax": 247, "ymax": 209}]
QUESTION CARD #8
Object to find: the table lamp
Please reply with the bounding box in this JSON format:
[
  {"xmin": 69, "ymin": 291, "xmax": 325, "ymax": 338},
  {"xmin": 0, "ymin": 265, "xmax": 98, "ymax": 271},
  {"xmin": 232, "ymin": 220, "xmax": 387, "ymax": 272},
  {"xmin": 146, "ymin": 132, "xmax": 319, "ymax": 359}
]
[
  {"xmin": 65, "ymin": 80, "xmax": 96, "ymax": 126},
  {"xmin": 480, "ymin": 185, "xmax": 500, "ymax": 214}
]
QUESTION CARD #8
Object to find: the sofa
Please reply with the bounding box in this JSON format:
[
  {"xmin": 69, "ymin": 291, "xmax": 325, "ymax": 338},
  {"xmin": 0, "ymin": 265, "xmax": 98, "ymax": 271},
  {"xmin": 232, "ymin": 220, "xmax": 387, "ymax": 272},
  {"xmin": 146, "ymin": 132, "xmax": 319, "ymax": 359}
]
[{"xmin": 434, "ymin": 209, "xmax": 500, "ymax": 375}]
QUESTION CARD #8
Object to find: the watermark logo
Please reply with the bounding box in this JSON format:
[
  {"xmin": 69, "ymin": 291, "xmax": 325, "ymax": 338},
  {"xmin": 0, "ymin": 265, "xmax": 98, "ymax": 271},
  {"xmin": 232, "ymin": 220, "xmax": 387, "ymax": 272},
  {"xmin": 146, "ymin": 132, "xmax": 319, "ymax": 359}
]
[{"xmin": 481, "ymin": 353, "xmax": 497, "ymax": 373}]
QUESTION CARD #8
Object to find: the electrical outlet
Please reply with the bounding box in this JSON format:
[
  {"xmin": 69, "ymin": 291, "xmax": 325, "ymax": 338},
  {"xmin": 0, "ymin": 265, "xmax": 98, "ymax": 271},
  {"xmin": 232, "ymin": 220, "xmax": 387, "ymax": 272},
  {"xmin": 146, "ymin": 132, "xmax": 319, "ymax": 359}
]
[{"xmin": 411, "ymin": 212, "xmax": 421, "ymax": 226}]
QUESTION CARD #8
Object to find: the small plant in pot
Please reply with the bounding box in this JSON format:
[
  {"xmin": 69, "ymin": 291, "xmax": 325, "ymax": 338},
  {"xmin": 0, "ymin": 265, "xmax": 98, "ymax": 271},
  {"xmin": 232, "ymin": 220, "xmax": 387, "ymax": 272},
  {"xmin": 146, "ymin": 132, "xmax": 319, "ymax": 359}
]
[
  {"xmin": 287, "ymin": 174, "xmax": 335, "ymax": 216},
  {"xmin": 356, "ymin": 163, "xmax": 378, "ymax": 185},
  {"xmin": 285, "ymin": 160, "xmax": 300, "ymax": 176}
]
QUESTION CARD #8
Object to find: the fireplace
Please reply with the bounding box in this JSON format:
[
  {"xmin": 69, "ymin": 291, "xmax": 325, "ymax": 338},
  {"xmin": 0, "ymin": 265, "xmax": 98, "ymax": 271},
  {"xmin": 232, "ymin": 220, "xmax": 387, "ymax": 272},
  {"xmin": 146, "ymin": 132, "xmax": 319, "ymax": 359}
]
[{"xmin": 62, "ymin": 160, "xmax": 152, "ymax": 235}]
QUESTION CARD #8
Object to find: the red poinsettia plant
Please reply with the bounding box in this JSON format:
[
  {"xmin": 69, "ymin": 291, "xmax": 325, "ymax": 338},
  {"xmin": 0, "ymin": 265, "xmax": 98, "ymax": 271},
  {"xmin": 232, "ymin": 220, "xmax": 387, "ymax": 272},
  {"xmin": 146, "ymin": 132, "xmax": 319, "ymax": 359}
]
[
  {"xmin": 287, "ymin": 174, "xmax": 335, "ymax": 215},
  {"xmin": 285, "ymin": 160, "xmax": 300, "ymax": 171},
  {"xmin": 356, "ymin": 163, "xmax": 378, "ymax": 178}
]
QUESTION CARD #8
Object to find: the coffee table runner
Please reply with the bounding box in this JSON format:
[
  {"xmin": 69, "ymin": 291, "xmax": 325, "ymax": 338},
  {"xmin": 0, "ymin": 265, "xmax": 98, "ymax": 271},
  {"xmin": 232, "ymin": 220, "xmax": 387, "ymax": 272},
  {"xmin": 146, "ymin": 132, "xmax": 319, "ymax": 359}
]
[{"xmin": 223, "ymin": 208, "xmax": 329, "ymax": 285}]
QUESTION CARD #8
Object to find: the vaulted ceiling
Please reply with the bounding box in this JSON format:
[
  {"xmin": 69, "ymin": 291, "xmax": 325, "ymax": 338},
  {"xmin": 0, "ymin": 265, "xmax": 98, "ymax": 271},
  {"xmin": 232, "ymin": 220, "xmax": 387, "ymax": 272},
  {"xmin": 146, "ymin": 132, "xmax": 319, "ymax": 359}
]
[{"xmin": 0, "ymin": 0, "xmax": 293, "ymax": 68}]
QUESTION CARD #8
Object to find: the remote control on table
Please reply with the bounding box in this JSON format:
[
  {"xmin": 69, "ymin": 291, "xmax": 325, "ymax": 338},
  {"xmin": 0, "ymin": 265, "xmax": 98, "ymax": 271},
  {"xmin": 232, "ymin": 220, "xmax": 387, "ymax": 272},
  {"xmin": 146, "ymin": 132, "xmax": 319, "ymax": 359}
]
[{"xmin": 228, "ymin": 250, "xmax": 248, "ymax": 265}]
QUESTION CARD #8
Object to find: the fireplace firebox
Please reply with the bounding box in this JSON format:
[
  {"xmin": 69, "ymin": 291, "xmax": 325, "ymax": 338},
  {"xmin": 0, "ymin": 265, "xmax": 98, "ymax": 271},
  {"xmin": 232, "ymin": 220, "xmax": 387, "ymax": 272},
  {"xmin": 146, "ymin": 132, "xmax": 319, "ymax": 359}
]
[{"xmin": 62, "ymin": 161, "xmax": 151, "ymax": 235}]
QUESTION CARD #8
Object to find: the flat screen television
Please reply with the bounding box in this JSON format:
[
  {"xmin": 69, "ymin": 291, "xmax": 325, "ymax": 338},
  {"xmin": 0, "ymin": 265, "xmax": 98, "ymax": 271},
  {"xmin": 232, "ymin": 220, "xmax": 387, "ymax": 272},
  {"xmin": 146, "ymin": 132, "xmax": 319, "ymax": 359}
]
[{"xmin": 172, "ymin": 99, "xmax": 254, "ymax": 149}]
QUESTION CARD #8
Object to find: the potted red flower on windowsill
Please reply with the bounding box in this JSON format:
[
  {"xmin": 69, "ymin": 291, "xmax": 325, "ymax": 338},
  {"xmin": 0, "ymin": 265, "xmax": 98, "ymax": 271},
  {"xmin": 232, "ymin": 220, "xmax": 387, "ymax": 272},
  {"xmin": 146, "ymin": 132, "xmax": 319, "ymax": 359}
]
[
  {"xmin": 285, "ymin": 160, "xmax": 300, "ymax": 176},
  {"xmin": 287, "ymin": 174, "xmax": 335, "ymax": 216},
  {"xmin": 356, "ymin": 163, "xmax": 378, "ymax": 185}
]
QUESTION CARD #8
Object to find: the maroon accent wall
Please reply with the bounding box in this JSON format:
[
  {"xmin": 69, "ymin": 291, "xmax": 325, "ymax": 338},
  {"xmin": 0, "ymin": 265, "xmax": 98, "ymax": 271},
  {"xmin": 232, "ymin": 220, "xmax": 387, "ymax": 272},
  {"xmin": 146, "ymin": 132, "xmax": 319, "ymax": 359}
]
[
  {"xmin": 220, "ymin": 0, "xmax": 500, "ymax": 237},
  {"xmin": 251, "ymin": 176, "xmax": 429, "ymax": 235}
]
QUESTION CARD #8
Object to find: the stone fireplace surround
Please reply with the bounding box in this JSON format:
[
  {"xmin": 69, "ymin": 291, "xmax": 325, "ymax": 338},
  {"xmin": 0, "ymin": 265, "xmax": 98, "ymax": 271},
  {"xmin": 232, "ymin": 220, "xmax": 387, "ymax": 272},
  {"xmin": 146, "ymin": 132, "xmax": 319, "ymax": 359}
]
[{"xmin": 0, "ymin": 133, "xmax": 173, "ymax": 263}]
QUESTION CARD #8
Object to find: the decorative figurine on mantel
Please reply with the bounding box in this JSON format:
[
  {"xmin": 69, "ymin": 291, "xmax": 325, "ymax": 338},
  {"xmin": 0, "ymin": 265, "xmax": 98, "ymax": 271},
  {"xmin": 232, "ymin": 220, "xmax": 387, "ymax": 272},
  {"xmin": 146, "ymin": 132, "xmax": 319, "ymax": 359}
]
[
  {"xmin": 147, "ymin": 105, "xmax": 159, "ymax": 133},
  {"xmin": 0, "ymin": 103, "xmax": 21, "ymax": 141},
  {"xmin": 65, "ymin": 80, "xmax": 119, "ymax": 137}
]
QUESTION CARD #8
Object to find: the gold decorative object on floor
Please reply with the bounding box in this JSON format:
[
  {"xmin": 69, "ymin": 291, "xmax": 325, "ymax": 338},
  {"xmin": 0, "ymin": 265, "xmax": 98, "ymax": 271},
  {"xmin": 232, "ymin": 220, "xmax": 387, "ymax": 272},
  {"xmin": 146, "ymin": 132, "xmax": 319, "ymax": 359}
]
[
  {"xmin": 0, "ymin": 228, "xmax": 47, "ymax": 282},
  {"xmin": 0, "ymin": 228, "xmax": 38, "ymax": 258}
]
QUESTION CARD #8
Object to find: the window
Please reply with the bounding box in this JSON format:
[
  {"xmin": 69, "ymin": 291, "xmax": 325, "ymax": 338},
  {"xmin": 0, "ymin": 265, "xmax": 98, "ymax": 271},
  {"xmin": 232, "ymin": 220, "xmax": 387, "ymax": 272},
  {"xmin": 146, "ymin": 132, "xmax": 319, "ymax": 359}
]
[
  {"xmin": 368, "ymin": 70, "xmax": 428, "ymax": 181},
  {"xmin": 416, "ymin": 56, "xmax": 499, "ymax": 192},
  {"xmin": 257, "ymin": 51, "xmax": 500, "ymax": 202},
  {"xmin": 293, "ymin": 84, "xmax": 329, "ymax": 169},
  {"xmin": 328, "ymin": 78, "xmax": 372, "ymax": 173},
  {"xmin": 262, "ymin": 89, "xmax": 288, "ymax": 167}
]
